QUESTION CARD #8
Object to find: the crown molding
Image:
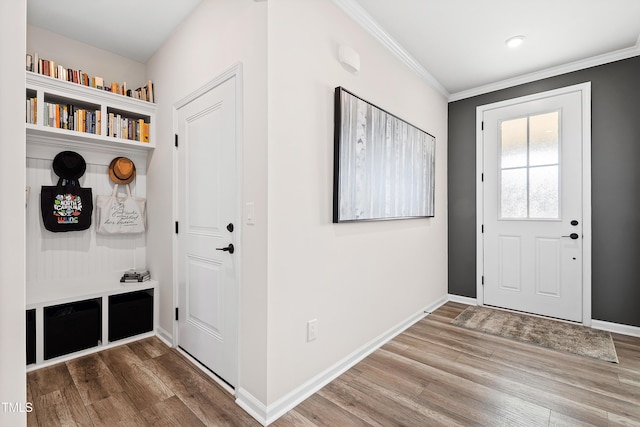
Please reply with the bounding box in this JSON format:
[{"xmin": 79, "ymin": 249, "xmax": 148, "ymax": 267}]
[
  {"xmin": 332, "ymin": 0, "xmax": 449, "ymax": 99},
  {"xmin": 449, "ymin": 42, "xmax": 640, "ymax": 102}
]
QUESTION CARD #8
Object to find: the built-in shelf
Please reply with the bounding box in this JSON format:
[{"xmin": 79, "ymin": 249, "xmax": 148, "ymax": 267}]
[
  {"xmin": 25, "ymin": 70, "xmax": 159, "ymax": 369},
  {"xmin": 26, "ymin": 71, "xmax": 156, "ymax": 154},
  {"xmin": 26, "ymin": 278, "xmax": 158, "ymax": 369}
]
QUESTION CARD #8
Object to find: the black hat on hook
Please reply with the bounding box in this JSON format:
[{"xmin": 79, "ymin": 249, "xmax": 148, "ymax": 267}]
[{"xmin": 52, "ymin": 151, "xmax": 87, "ymax": 180}]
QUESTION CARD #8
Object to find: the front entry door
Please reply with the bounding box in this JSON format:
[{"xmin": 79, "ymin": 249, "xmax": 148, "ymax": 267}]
[
  {"xmin": 176, "ymin": 74, "xmax": 238, "ymax": 387},
  {"xmin": 480, "ymin": 85, "xmax": 589, "ymax": 322}
]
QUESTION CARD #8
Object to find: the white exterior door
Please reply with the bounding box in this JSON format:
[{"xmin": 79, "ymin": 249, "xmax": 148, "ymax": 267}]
[
  {"xmin": 176, "ymin": 74, "xmax": 238, "ymax": 387},
  {"xmin": 480, "ymin": 84, "xmax": 590, "ymax": 322}
]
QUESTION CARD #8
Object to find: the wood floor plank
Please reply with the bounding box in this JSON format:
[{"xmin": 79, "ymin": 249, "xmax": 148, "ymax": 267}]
[
  {"xmin": 128, "ymin": 336, "xmax": 170, "ymax": 361},
  {"xmin": 66, "ymin": 352, "xmax": 124, "ymax": 405},
  {"xmin": 31, "ymin": 385, "xmax": 92, "ymax": 427},
  {"xmin": 26, "ymin": 375, "xmax": 38, "ymax": 427},
  {"xmin": 370, "ymin": 347, "xmax": 552, "ymax": 426},
  {"xmin": 85, "ymin": 392, "xmax": 148, "ymax": 426},
  {"xmin": 28, "ymin": 363, "xmax": 74, "ymax": 398},
  {"xmin": 32, "ymin": 390, "xmax": 69, "ymax": 427},
  {"xmin": 607, "ymin": 411, "xmax": 640, "ymax": 427},
  {"xmin": 100, "ymin": 344, "xmax": 174, "ymax": 410},
  {"xmin": 139, "ymin": 395, "xmax": 206, "ymax": 427},
  {"xmin": 549, "ymin": 410, "xmax": 601, "ymax": 427},
  {"xmin": 402, "ymin": 320, "xmax": 495, "ymax": 359},
  {"xmin": 331, "ymin": 371, "xmax": 475, "ymax": 426},
  {"xmin": 290, "ymin": 393, "xmax": 372, "ymax": 427},
  {"xmin": 144, "ymin": 350, "xmax": 259, "ymax": 426},
  {"xmin": 270, "ymin": 410, "xmax": 318, "ymax": 426}
]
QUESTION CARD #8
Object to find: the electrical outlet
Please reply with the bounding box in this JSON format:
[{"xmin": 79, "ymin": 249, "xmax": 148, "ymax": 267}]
[{"xmin": 307, "ymin": 319, "xmax": 318, "ymax": 342}]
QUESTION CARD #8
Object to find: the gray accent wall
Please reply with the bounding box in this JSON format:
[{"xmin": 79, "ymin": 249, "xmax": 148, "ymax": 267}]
[{"xmin": 448, "ymin": 55, "xmax": 640, "ymax": 327}]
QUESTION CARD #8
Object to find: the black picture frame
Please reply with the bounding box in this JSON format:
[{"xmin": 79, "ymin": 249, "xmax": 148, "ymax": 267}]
[{"xmin": 333, "ymin": 87, "xmax": 436, "ymax": 223}]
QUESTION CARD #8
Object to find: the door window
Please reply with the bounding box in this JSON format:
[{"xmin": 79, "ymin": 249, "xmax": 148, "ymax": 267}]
[{"xmin": 500, "ymin": 111, "xmax": 560, "ymax": 219}]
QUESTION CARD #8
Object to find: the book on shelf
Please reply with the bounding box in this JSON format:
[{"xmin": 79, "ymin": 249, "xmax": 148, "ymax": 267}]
[
  {"xmin": 106, "ymin": 113, "xmax": 149, "ymax": 142},
  {"xmin": 26, "ymin": 97, "xmax": 37, "ymax": 124},
  {"xmin": 27, "ymin": 52, "xmax": 155, "ymax": 103},
  {"xmin": 42, "ymin": 101, "xmax": 101, "ymax": 135}
]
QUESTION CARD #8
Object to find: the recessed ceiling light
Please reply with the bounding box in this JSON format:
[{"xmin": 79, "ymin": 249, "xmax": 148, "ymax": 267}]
[{"xmin": 506, "ymin": 35, "xmax": 525, "ymax": 48}]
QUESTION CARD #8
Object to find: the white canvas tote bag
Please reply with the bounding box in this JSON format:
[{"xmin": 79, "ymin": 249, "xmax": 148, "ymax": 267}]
[{"xmin": 96, "ymin": 184, "xmax": 146, "ymax": 234}]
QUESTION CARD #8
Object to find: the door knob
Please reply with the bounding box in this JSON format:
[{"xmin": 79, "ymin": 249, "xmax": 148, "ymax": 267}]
[
  {"xmin": 216, "ymin": 243, "xmax": 235, "ymax": 254},
  {"xmin": 562, "ymin": 233, "xmax": 579, "ymax": 240}
]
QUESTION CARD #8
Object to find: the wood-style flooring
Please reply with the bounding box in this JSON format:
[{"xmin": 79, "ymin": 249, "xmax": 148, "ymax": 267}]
[{"xmin": 28, "ymin": 302, "xmax": 640, "ymax": 426}]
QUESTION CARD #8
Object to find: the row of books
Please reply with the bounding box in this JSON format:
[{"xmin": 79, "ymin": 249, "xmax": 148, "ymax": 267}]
[
  {"xmin": 120, "ymin": 269, "xmax": 151, "ymax": 283},
  {"xmin": 108, "ymin": 113, "xmax": 150, "ymax": 143},
  {"xmin": 26, "ymin": 53, "xmax": 155, "ymax": 103},
  {"xmin": 43, "ymin": 102, "xmax": 101, "ymax": 135},
  {"xmin": 27, "ymin": 98, "xmax": 150, "ymax": 142}
]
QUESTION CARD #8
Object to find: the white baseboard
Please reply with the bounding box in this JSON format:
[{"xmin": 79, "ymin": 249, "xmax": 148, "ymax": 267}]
[
  {"xmin": 592, "ymin": 319, "xmax": 640, "ymax": 338},
  {"xmin": 447, "ymin": 294, "xmax": 477, "ymax": 306},
  {"xmin": 236, "ymin": 388, "xmax": 269, "ymax": 426},
  {"xmin": 155, "ymin": 326, "xmax": 173, "ymax": 347},
  {"xmin": 236, "ymin": 295, "xmax": 448, "ymax": 426}
]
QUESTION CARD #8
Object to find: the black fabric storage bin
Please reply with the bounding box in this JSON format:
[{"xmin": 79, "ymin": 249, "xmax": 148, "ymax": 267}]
[
  {"xmin": 26, "ymin": 309, "xmax": 36, "ymax": 365},
  {"xmin": 109, "ymin": 289, "xmax": 153, "ymax": 342},
  {"xmin": 44, "ymin": 298, "xmax": 101, "ymax": 360}
]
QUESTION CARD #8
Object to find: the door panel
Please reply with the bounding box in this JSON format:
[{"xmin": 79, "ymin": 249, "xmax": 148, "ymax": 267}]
[
  {"xmin": 482, "ymin": 89, "xmax": 583, "ymax": 322},
  {"xmin": 177, "ymin": 76, "xmax": 237, "ymax": 387},
  {"xmin": 498, "ymin": 236, "xmax": 521, "ymax": 291}
]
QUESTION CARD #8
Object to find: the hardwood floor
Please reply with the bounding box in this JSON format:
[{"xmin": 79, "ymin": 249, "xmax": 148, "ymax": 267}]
[
  {"xmin": 27, "ymin": 337, "xmax": 258, "ymax": 426},
  {"xmin": 28, "ymin": 302, "xmax": 640, "ymax": 426}
]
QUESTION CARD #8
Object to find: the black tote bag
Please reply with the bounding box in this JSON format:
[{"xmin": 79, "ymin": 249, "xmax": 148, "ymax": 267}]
[{"xmin": 40, "ymin": 178, "xmax": 93, "ymax": 232}]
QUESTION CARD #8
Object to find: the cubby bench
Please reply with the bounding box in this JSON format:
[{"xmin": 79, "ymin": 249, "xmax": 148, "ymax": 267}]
[{"xmin": 26, "ymin": 277, "xmax": 158, "ymax": 370}]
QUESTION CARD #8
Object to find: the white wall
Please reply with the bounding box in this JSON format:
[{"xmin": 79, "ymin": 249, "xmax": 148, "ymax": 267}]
[
  {"xmin": 145, "ymin": 0, "xmax": 269, "ymax": 404},
  {"xmin": 0, "ymin": 1, "xmax": 26, "ymax": 426},
  {"xmin": 27, "ymin": 25, "xmax": 147, "ymax": 90},
  {"xmin": 266, "ymin": 0, "xmax": 448, "ymax": 405}
]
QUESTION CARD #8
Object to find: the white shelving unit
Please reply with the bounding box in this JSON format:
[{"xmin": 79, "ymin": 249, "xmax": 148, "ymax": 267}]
[{"xmin": 25, "ymin": 71, "xmax": 159, "ymax": 369}]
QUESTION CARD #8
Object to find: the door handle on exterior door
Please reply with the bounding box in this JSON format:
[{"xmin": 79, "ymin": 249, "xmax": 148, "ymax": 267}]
[
  {"xmin": 562, "ymin": 233, "xmax": 580, "ymax": 240},
  {"xmin": 216, "ymin": 243, "xmax": 235, "ymax": 254}
]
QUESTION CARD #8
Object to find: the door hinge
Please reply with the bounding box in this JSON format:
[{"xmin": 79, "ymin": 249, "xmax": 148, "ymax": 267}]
[
  {"xmin": 175, "ymin": 134, "xmax": 178, "ymax": 148},
  {"xmin": 482, "ymin": 224, "xmax": 484, "ymax": 233},
  {"xmin": 175, "ymin": 221, "xmax": 179, "ymax": 234},
  {"xmin": 481, "ymin": 173, "xmax": 484, "ymax": 182},
  {"xmin": 482, "ymin": 276, "xmax": 484, "ymax": 286},
  {"xmin": 481, "ymin": 121, "xmax": 484, "ymax": 131},
  {"xmin": 175, "ymin": 307, "xmax": 179, "ymax": 321}
]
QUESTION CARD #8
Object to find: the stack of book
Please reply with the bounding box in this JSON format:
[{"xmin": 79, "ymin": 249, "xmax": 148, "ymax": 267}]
[{"xmin": 120, "ymin": 269, "xmax": 151, "ymax": 283}]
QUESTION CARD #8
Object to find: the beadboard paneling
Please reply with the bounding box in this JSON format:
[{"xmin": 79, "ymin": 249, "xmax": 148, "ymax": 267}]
[{"xmin": 26, "ymin": 148, "xmax": 148, "ymax": 300}]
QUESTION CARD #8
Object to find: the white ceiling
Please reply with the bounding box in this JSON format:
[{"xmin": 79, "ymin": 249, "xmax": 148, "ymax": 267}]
[
  {"xmin": 27, "ymin": 0, "xmax": 202, "ymax": 62},
  {"xmin": 346, "ymin": 0, "xmax": 640, "ymax": 98},
  {"xmin": 27, "ymin": 0, "xmax": 640, "ymax": 99}
]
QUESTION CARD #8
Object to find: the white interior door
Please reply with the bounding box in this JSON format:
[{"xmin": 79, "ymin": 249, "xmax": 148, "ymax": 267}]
[
  {"xmin": 480, "ymin": 85, "xmax": 589, "ymax": 322},
  {"xmin": 177, "ymin": 75, "xmax": 238, "ymax": 387}
]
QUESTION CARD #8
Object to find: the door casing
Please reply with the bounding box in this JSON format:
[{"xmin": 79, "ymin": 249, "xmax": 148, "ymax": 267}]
[
  {"xmin": 476, "ymin": 82, "xmax": 592, "ymax": 325},
  {"xmin": 172, "ymin": 63, "xmax": 244, "ymax": 389}
]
